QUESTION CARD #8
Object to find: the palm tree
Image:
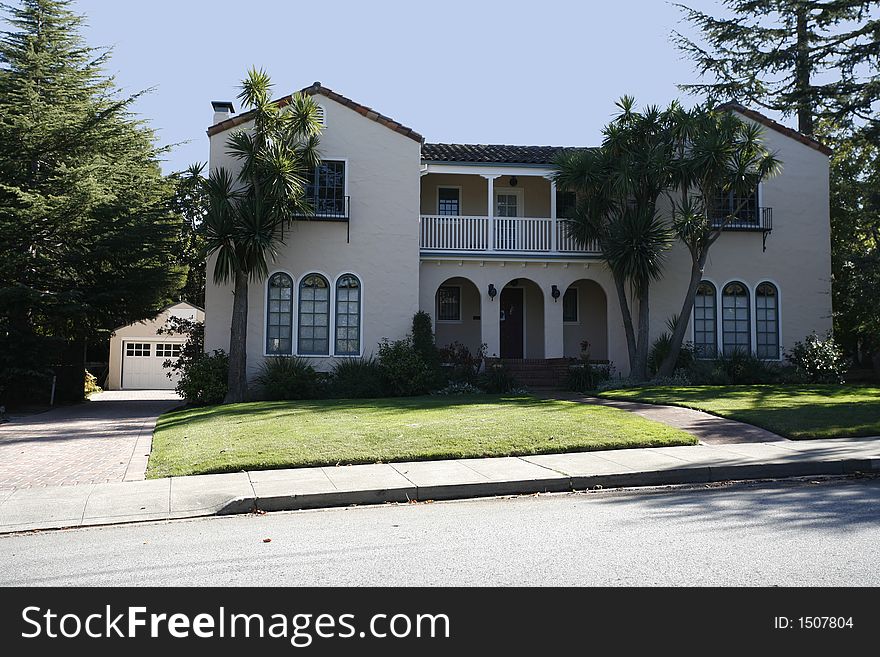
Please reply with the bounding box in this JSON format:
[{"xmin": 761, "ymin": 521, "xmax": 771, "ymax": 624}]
[
  {"xmin": 657, "ymin": 104, "xmax": 781, "ymax": 377},
  {"xmin": 204, "ymin": 69, "xmax": 322, "ymax": 403},
  {"xmin": 555, "ymin": 97, "xmax": 674, "ymax": 380}
]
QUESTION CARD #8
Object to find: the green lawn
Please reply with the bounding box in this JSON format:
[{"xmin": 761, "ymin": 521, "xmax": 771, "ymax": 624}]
[
  {"xmin": 147, "ymin": 395, "xmax": 696, "ymax": 478},
  {"xmin": 600, "ymin": 385, "xmax": 880, "ymax": 440}
]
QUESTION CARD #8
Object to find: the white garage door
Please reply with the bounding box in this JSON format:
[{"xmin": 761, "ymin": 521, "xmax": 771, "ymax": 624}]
[{"xmin": 121, "ymin": 340, "xmax": 185, "ymax": 389}]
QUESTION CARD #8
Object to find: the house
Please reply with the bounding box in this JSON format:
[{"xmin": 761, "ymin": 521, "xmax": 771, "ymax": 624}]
[
  {"xmin": 204, "ymin": 83, "xmax": 832, "ymax": 382},
  {"xmin": 108, "ymin": 301, "xmax": 204, "ymax": 390}
]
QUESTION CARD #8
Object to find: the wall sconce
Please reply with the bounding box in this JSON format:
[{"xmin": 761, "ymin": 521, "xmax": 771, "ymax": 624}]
[
  {"xmin": 509, "ymin": 176, "xmax": 518, "ymax": 187},
  {"xmin": 488, "ymin": 284, "xmax": 497, "ymax": 300},
  {"xmin": 551, "ymin": 285, "xmax": 561, "ymax": 302}
]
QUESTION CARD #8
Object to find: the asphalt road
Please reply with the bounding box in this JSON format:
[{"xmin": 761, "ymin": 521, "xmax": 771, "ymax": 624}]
[{"xmin": 1, "ymin": 477, "xmax": 878, "ymax": 586}]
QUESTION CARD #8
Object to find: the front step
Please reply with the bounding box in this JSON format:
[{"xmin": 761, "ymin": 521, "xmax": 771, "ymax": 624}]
[{"xmin": 488, "ymin": 358, "xmax": 572, "ymax": 390}]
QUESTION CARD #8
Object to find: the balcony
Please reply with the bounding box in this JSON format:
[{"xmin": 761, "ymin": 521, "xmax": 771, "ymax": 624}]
[
  {"xmin": 419, "ymin": 215, "xmax": 600, "ymax": 256},
  {"xmin": 294, "ymin": 195, "xmax": 350, "ymax": 222},
  {"xmin": 710, "ymin": 206, "xmax": 772, "ymax": 232}
]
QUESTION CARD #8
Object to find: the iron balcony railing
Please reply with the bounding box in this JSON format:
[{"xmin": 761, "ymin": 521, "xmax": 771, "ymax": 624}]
[
  {"xmin": 293, "ymin": 195, "xmax": 350, "ymax": 222},
  {"xmin": 710, "ymin": 206, "xmax": 772, "ymax": 232}
]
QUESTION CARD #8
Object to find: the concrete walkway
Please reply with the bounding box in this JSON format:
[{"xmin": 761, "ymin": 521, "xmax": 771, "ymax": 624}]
[
  {"xmin": 0, "ymin": 390, "xmax": 181, "ymax": 489},
  {"xmin": 1, "ymin": 436, "xmax": 877, "ymax": 534},
  {"xmin": 550, "ymin": 393, "xmax": 785, "ymax": 444}
]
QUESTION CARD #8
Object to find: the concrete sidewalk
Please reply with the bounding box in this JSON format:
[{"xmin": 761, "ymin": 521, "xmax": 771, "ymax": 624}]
[{"xmin": 1, "ymin": 436, "xmax": 878, "ymax": 535}]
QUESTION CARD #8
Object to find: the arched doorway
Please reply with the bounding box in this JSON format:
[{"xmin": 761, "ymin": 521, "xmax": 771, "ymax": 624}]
[
  {"xmin": 499, "ymin": 278, "xmax": 544, "ymax": 359},
  {"xmin": 433, "ymin": 276, "xmax": 482, "ymax": 355},
  {"xmin": 562, "ymin": 279, "xmax": 608, "ymax": 360}
]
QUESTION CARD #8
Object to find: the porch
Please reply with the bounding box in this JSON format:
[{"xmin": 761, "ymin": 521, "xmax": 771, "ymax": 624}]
[
  {"xmin": 419, "ymin": 169, "xmax": 601, "ymax": 256},
  {"xmin": 427, "ymin": 271, "xmax": 611, "ymax": 364}
]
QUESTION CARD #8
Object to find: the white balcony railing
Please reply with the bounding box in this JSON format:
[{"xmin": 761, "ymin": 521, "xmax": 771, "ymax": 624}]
[{"xmin": 420, "ymin": 215, "xmax": 600, "ymax": 255}]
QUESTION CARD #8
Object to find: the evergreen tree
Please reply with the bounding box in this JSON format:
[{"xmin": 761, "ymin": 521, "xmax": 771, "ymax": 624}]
[
  {"xmin": 674, "ymin": 0, "xmax": 879, "ymax": 137},
  {"xmin": 169, "ymin": 163, "xmax": 208, "ymax": 307},
  {"xmin": 0, "ymin": 0, "xmax": 185, "ymax": 404}
]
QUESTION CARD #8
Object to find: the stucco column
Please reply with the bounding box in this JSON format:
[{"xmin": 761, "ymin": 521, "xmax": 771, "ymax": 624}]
[
  {"xmin": 481, "ymin": 174, "xmax": 500, "ymax": 252},
  {"xmin": 481, "ymin": 288, "xmax": 501, "ymax": 358},
  {"xmin": 547, "ymin": 176, "xmax": 558, "ymax": 253},
  {"xmin": 544, "ymin": 286, "xmax": 565, "ymax": 359}
]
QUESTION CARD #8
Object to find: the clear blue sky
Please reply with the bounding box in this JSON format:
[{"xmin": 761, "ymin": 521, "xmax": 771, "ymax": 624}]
[{"xmin": 72, "ymin": 0, "xmax": 744, "ymax": 174}]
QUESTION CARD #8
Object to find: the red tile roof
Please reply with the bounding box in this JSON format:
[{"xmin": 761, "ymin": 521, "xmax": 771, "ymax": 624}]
[{"xmin": 207, "ymin": 82, "xmax": 424, "ymax": 143}]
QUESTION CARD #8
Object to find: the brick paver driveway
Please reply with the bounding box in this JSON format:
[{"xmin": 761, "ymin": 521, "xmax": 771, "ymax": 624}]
[{"xmin": 0, "ymin": 391, "xmax": 181, "ymax": 490}]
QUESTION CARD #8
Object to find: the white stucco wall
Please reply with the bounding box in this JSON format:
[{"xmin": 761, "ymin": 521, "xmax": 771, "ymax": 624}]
[
  {"xmin": 647, "ymin": 114, "xmax": 832, "ymax": 363},
  {"xmin": 203, "ymin": 92, "xmax": 422, "ymax": 377}
]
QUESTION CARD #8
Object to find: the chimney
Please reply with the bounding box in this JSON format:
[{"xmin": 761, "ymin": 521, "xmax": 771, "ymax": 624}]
[{"xmin": 211, "ymin": 100, "xmax": 235, "ymax": 126}]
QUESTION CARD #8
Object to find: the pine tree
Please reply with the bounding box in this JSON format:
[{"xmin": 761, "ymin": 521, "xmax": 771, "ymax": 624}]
[
  {"xmin": 673, "ymin": 0, "xmax": 879, "ymax": 137},
  {"xmin": 0, "ymin": 0, "xmax": 185, "ymax": 404}
]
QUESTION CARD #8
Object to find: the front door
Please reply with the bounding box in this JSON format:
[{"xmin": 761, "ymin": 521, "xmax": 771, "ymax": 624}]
[{"xmin": 500, "ymin": 287, "xmax": 524, "ymax": 358}]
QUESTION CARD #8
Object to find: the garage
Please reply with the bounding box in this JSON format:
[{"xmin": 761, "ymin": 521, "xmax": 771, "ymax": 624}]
[
  {"xmin": 121, "ymin": 340, "xmax": 185, "ymax": 389},
  {"xmin": 107, "ymin": 301, "xmax": 205, "ymax": 390}
]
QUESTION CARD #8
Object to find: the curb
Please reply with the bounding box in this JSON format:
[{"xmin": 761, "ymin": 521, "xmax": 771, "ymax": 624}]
[
  {"xmin": 2, "ymin": 457, "xmax": 877, "ymax": 535},
  {"xmin": 232, "ymin": 458, "xmax": 879, "ymax": 513}
]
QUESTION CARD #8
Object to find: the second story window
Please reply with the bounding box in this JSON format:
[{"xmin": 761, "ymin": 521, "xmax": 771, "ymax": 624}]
[
  {"xmin": 438, "ymin": 187, "xmax": 461, "ymax": 215},
  {"xmin": 556, "ymin": 190, "xmax": 577, "ymax": 219},
  {"xmin": 712, "ymin": 185, "xmax": 759, "ymax": 225},
  {"xmin": 306, "ymin": 160, "xmax": 346, "ymax": 218},
  {"xmin": 496, "ymin": 193, "xmax": 518, "ymax": 217}
]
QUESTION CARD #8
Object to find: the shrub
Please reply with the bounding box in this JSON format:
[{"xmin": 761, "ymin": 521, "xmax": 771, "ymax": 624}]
[
  {"xmin": 177, "ymin": 350, "xmax": 228, "ymax": 405},
  {"xmin": 648, "ymin": 317, "xmax": 695, "ymax": 376},
  {"xmin": 84, "ymin": 370, "xmax": 102, "ymax": 396},
  {"xmin": 412, "ymin": 310, "xmax": 439, "ymax": 367},
  {"xmin": 158, "ymin": 316, "xmax": 203, "ymax": 382},
  {"xmin": 255, "ymin": 356, "xmax": 319, "ymax": 400},
  {"xmin": 377, "ymin": 337, "xmax": 441, "ymax": 396},
  {"xmin": 566, "ymin": 362, "xmax": 613, "ymax": 392},
  {"xmin": 786, "ymin": 332, "xmax": 849, "ymax": 383},
  {"xmin": 686, "ymin": 349, "xmax": 781, "ymax": 385},
  {"xmin": 329, "ymin": 357, "xmax": 385, "ymax": 398},
  {"xmin": 438, "ymin": 341, "xmax": 486, "ymax": 384},
  {"xmin": 432, "ymin": 382, "xmax": 484, "ymax": 395},
  {"xmin": 476, "ymin": 362, "xmax": 521, "ymax": 393}
]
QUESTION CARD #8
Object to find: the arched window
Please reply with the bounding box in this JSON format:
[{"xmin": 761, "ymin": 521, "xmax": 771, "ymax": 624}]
[
  {"xmin": 298, "ymin": 274, "xmax": 330, "ymax": 355},
  {"xmin": 266, "ymin": 273, "xmax": 293, "ymax": 355},
  {"xmin": 722, "ymin": 282, "xmax": 750, "ymax": 356},
  {"xmin": 755, "ymin": 282, "xmax": 780, "ymax": 359},
  {"xmin": 335, "ymin": 274, "xmax": 361, "ymax": 355},
  {"xmin": 693, "ymin": 281, "xmax": 717, "ymax": 358}
]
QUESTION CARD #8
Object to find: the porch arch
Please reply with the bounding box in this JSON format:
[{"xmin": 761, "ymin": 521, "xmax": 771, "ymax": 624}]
[
  {"xmin": 562, "ymin": 279, "xmax": 608, "ymax": 360},
  {"xmin": 498, "ymin": 277, "xmax": 545, "ymax": 359},
  {"xmin": 433, "ymin": 276, "xmax": 482, "ymax": 356}
]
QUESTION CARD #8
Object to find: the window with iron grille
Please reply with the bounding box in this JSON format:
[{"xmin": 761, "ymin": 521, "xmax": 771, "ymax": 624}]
[
  {"xmin": 563, "ymin": 288, "xmax": 578, "ymax": 322},
  {"xmin": 267, "ymin": 272, "xmax": 294, "ymax": 355},
  {"xmin": 755, "ymin": 282, "xmax": 780, "ymax": 359},
  {"xmin": 438, "ymin": 187, "xmax": 460, "ymax": 216},
  {"xmin": 712, "ymin": 186, "xmax": 759, "ymax": 225},
  {"xmin": 335, "ymin": 274, "xmax": 361, "ymax": 356},
  {"xmin": 298, "ymin": 274, "xmax": 330, "ymax": 355},
  {"xmin": 693, "ymin": 281, "xmax": 717, "ymax": 358},
  {"xmin": 437, "ymin": 286, "xmax": 461, "ymax": 321},
  {"xmin": 722, "ymin": 282, "xmax": 751, "ymax": 355},
  {"xmin": 305, "ymin": 161, "xmax": 346, "ymax": 217}
]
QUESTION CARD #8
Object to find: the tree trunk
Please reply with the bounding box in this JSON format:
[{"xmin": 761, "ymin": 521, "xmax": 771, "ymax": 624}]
[
  {"xmin": 225, "ymin": 270, "xmax": 249, "ymax": 403},
  {"xmin": 632, "ymin": 284, "xmax": 650, "ymax": 381},
  {"xmin": 795, "ymin": 4, "xmax": 814, "ymax": 136},
  {"xmin": 658, "ymin": 253, "xmax": 707, "ymax": 377},
  {"xmin": 613, "ymin": 275, "xmax": 639, "ymax": 378}
]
